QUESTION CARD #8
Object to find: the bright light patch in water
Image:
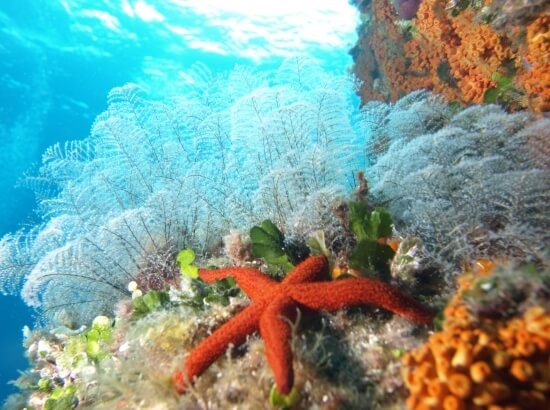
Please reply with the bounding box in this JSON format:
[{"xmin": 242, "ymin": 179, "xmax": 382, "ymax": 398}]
[
  {"xmin": 163, "ymin": 0, "xmax": 358, "ymax": 61},
  {"xmin": 132, "ymin": 0, "xmax": 165, "ymax": 22},
  {"xmin": 81, "ymin": 9, "xmax": 121, "ymax": 31},
  {"xmin": 9, "ymin": 0, "xmax": 357, "ymax": 63}
]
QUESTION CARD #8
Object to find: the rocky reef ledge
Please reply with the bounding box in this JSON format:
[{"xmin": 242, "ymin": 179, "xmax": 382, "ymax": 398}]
[{"xmin": 349, "ymin": 0, "xmax": 550, "ymax": 112}]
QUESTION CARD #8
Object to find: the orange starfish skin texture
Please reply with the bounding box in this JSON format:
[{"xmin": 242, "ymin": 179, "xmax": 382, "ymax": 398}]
[{"xmin": 173, "ymin": 255, "xmax": 434, "ymax": 395}]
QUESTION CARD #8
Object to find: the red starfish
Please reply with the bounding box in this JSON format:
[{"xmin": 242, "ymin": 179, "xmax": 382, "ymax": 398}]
[{"xmin": 173, "ymin": 255, "xmax": 434, "ymax": 395}]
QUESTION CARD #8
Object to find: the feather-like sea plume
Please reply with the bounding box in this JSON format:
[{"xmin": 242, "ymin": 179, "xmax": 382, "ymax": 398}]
[
  {"xmin": 0, "ymin": 57, "xmax": 360, "ymax": 325},
  {"xmin": 1, "ymin": 60, "xmax": 548, "ymax": 326},
  {"xmin": 363, "ymin": 91, "xmax": 550, "ymax": 272}
]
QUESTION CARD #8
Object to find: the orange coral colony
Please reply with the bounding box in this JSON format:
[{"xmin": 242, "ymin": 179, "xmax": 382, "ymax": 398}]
[
  {"xmin": 351, "ymin": 0, "xmax": 550, "ymax": 112},
  {"xmin": 401, "ymin": 261, "xmax": 550, "ymax": 409}
]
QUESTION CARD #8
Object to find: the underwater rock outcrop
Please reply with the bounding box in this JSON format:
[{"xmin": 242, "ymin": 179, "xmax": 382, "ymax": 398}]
[
  {"xmin": 173, "ymin": 255, "xmax": 434, "ymax": 395},
  {"xmin": 2, "ymin": 58, "xmax": 550, "ymax": 409},
  {"xmin": 393, "ymin": 0, "xmax": 422, "ymax": 19},
  {"xmin": 350, "ymin": 0, "xmax": 550, "ymax": 112}
]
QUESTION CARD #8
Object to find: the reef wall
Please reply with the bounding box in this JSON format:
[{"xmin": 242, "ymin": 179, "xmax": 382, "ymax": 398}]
[{"xmin": 350, "ymin": 0, "xmax": 550, "ymax": 112}]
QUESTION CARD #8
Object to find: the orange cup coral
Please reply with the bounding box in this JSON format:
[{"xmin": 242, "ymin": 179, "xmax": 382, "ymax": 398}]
[
  {"xmin": 351, "ymin": 0, "xmax": 550, "ymax": 112},
  {"xmin": 402, "ymin": 262, "xmax": 550, "ymax": 409}
]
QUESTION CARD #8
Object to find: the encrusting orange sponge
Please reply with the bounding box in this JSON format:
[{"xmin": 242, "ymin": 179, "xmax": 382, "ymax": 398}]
[
  {"xmin": 352, "ymin": 0, "xmax": 550, "ymax": 112},
  {"xmin": 401, "ymin": 261, "xmax": 550, "ymax": 409}
]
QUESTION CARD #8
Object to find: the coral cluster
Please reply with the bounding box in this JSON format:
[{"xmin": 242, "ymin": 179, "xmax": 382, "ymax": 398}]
[
  {"xmin": 402, "ymin": 261, "xmax": 550, "ymax": 409},
  {"xmin": 517, "ymin": 14, "xmax": 550, "ymax": 111},
  {"xmin": 351, "ymin": 0, "xmax": 550, "ymax": 112}
]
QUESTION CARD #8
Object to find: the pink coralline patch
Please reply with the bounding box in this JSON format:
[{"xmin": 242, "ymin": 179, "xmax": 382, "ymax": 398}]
[{"xmin": 394, "ymin": 0, "xmax": 421, "ymax": 19}]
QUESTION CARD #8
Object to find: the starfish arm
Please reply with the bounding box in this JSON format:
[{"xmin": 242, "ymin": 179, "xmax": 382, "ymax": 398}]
[
  {"xmin": 173, "ymin": 301, "xmax": 264, "ymax": 393},
  {"xmin": 199, "ymin": 266, "xmax": 278, "ymax": 299},
  {"xmin": 259, "ymin": 295, "xmax": 296, "ymax": 394},
  {"xmin": 281, "ymin": 255, "xmax": 329, "ymax": 285},
  {"xmin": 290, "ymin": 279, "xmax": 435, "ymax": 325}
]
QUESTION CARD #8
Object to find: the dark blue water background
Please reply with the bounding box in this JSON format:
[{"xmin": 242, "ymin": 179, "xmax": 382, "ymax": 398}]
[{"xmin": 0, "ymin": 0, "xmax": 357, "ymax": 401}]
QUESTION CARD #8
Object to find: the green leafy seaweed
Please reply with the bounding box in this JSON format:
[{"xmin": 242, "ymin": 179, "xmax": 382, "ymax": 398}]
[
  {"xmin": 250, "ymin": 220, "xmax": 295, "ymax": 273},
  {"xmin": 349, "ymin": 239, "xmax": 395, "ymax": 274},
  {"xmin": 176, "ymin": 248, "xmax": 199, "ymax": 278},
  {"xmin": 59, "ymin": 315, "xmax": 114, "ymax": 364},
  {"xmin": 132, "ymin": 290, "xmax": 170, "ymax": 318},
  {"xmin": 348, "ymin": 203, "xmax": 395, "ymax": 276},
  {"xmin": 37, "ymin": 378, "xmax": 53, "ymax": 393},
  {"xmin": 483, "ymin": 72, "xmax": 516, "ymax": 104},
  {"xmin": 44, "ymin": 385, "xmax": 77, "ymax": 410},
  {"xmin": 182, "ymin": 277, "xmax": 240, "ymax": 311},
  {"xmin": 349, "ymin": 203, "xmax": 393, "ymax": 242},
  {"xmin": 82, "ymin": 316, "xmax": 113, "ymax": 361}
]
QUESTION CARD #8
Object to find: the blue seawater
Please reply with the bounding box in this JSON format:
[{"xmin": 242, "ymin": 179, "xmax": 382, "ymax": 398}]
[{"xmin": 0, "ymin": 0, "xmax": 357, "ymax": 401}]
